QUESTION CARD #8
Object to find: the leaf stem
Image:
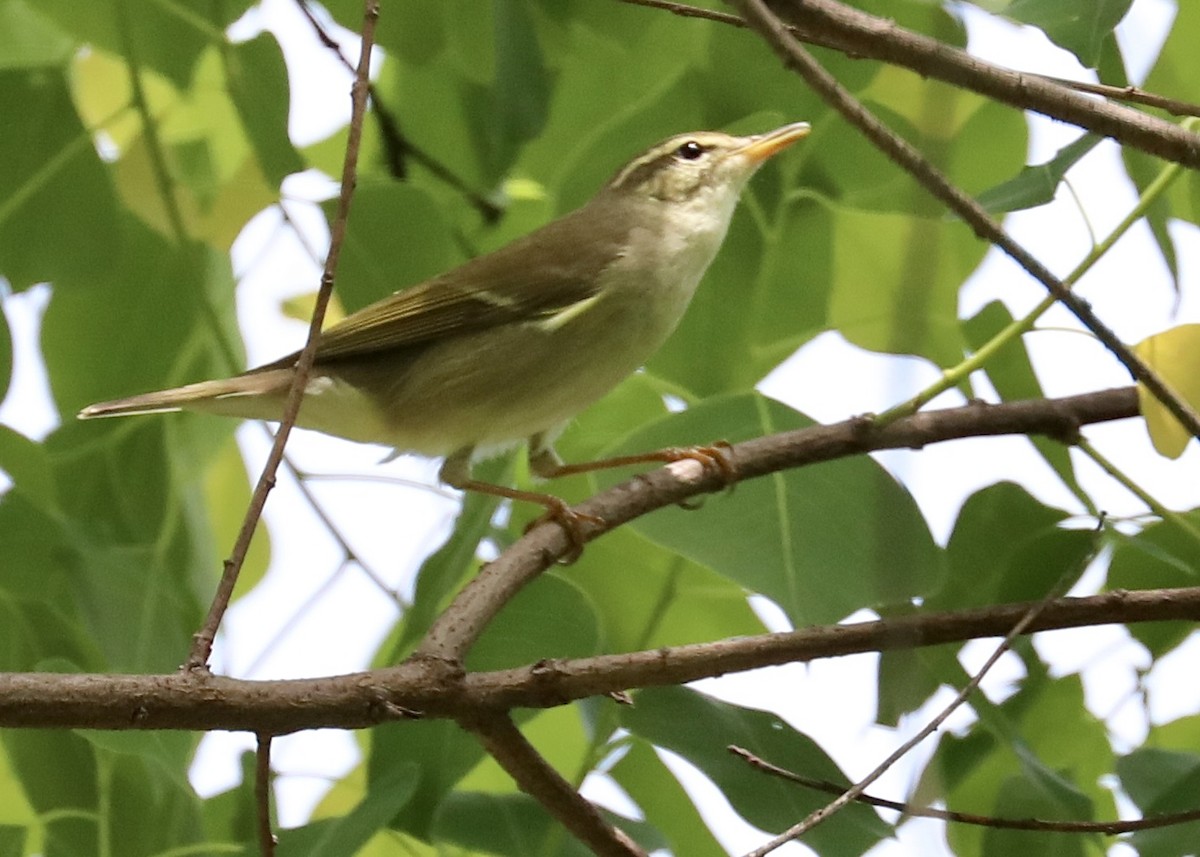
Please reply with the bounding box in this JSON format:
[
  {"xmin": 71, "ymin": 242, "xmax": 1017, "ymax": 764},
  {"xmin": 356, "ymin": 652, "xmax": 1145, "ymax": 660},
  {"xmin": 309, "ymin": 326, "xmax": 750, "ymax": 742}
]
[
  {"xmin": 1076, "ymin": 438, "xmax": 1200, "ymax": 549},
  {"xmin": 875, "ymin": 120, "xmax": 1193, "ymax": 427}
]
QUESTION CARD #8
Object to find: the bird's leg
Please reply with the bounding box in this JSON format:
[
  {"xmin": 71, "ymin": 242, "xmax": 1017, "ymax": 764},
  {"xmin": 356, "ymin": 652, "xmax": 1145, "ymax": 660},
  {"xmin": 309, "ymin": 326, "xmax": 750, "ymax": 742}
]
[
  {"xmin": 528, "ymin": 439, "xmax": 738, "ymax": 489},
  {"xmin": 438, "ymin": 449, "xmax": 600, "ymax": 562}
]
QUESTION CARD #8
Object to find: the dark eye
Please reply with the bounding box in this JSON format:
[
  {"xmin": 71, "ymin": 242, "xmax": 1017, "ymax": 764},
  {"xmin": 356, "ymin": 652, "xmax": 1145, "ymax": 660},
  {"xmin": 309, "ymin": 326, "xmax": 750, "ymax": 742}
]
[{"xmin": 676, "ymin": 141, "xmax": 705, "ymax": 160}]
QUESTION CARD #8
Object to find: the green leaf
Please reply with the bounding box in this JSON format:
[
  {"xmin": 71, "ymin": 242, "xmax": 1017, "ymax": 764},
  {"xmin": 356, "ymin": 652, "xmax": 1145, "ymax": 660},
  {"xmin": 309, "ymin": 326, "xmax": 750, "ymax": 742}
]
[
  {"xmin": 605, "ymin": 393, "xmax": 943, "ymax": 626},
  {"xmin": 0, "ymin": 425, "xmax": 54, "ymax": 511},
  {"xmin": 828, "ymin": 205, "xmax": 972, "ymax": 366},
  {"xmin": 976, "ymin": 134, "xmax": 1100, "ymax": 214},
  {"xmin": 225, "ymin": 34, "xmax": 303, "ymax": 187},
  {"xmin": 962, "ymin": 302, "xmax": 1086, "ymax": 504},
  {"xmin": 933, "ymin": 481, "xmax": 1095, "ymax": 612},
  {"xmin": 466, "ymin": 573, "xmax": 601, "ymax": 671},
  {"xmin": 609, "ymin": 742, "xmax": 727, "ymax": 857},
  {"xmin": 0, "ymin": 307, "xmax": 10, "ymax": 405},
  {"xmin": 34, "ymin": 0, "xmax": 244, "ymax": 89},
  {"xmin": 278, "ymin": 763, "xmax": 419, "ymax": 857},
  {"xmin": 1000, "ymin": 0, "xmax": 1133, "ymax": 67},
  {"xmin": 323, "ymin": 181, "xmax": 460, "ymax": 313},
  {"xmin": 0, "ymin": 68, "xmax": 120, "ymax": 290},
  {"xmin": 920, "ymin": 673, "xmax": 1113, "ymax": 857},
  {"xmin": 367, "ymin": 721, "xmax": 486, "ymax": 840},
  {"xmin": 433, "ymin": 792, "xmax": 641, "ymax": 857},
  {"xmin": 565, "ymin": 526, "xmax": 766, "ymax": 653},
  {"xmin": 1107, "ymin": 513, "xmax": 1200, "ymax": 657},
  {"xmin": 0, "ymin": 0, "xmax": 73, "ymax": 69},
  {"xmin": 621, "ymin": 686, "xmax": 890, "ymax": 854},
  {"xmin": 1117, "ymin": 748, "xmax": 1200, "ymax": 857}
]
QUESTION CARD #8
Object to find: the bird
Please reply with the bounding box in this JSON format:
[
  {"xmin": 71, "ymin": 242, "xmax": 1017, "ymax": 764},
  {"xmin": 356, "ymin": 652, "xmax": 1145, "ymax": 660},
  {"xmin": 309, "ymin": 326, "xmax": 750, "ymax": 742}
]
[{"xmin": 79, "ymin": 121, "xmax": 810, "ymax": 542}]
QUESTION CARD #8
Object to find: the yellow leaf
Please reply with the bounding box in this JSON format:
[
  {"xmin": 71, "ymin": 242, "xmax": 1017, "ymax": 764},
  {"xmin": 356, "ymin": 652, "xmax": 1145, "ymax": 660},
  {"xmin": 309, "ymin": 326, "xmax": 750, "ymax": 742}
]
[
  {"xmin": 281, "ymin": 292, "xmax": 348, "ymax": 328},
  {"xmin": 1134, "ymin": 323, "xmax": 1200, "ymax": 459}
]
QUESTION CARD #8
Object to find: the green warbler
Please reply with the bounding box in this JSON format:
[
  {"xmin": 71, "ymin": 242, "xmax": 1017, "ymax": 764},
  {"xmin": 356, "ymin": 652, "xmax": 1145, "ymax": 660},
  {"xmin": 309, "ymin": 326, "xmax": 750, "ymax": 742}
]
[{"xmin": 80, "ymin": 122, "xmax": 810, "ymax": 532}]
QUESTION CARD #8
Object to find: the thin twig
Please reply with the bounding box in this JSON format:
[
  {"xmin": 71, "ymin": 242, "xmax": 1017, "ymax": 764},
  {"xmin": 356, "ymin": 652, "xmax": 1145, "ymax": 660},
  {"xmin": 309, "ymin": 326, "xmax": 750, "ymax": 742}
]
[
  {"xmin": 291, "ymin": 0, "xmax": 502, "ymax": 222},
  {"xmin": 740, "ymin": 534, "xmax": 1092, "ymax": 856},
  {"xmin": 733, "ymin": 0, "xmax": 1200, "ymax": 449},
  {"xmin": 255, "ymin": 733, "xmax": 276, "ymax": 857},
  {"xmin": 730, "ymin": 747, "xmax": 1200, "ymax": 835},
  {"xmin": 184, "ymin": 0, "xmax": 381, "ymax": 670}
]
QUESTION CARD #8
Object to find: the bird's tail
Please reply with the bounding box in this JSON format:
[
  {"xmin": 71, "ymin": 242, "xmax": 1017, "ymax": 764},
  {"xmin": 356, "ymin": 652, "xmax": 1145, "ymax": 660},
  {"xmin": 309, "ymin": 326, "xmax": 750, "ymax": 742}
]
[{"xmin": 78, "ymin": 370, "xmax": 292, "ymax": 421}]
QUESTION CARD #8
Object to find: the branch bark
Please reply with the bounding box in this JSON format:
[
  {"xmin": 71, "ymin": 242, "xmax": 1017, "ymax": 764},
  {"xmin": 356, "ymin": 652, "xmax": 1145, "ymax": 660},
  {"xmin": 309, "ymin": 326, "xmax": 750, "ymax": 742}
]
[
  {"xmin": 618, "ymin": 0, "xmax": 1200, "ymax": 168},
  {"xmin": 3, "ymin": 584, "xmax": 1196, "ymax": 732}
]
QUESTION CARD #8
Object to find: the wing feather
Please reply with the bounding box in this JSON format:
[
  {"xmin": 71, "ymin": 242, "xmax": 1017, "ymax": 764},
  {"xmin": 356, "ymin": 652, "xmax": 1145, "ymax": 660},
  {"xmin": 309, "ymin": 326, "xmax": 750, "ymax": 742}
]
[{"xmin": 309, "ymin": 200, "xmax": 627, "ymax": 363}]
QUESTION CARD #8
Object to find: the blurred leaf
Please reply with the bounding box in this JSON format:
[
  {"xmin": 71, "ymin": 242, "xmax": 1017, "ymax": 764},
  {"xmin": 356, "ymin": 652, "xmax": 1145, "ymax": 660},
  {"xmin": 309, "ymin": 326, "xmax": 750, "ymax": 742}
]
[
  {"xmin": 0, "ymin": 425, "xmax": 53, "ymax": 510},
  {"xmin": 0, "ymin": 68, "xmax": 120, "ymax": 290},
  {"xmin": 34, "ymin": 0, "xmax": 247, "ymax": 88},
  {"xmin": 828, "ymin": 206, "xmax": 972, "ymax": 366},
  {"xmin": 605, "ymin": 393, "xmax": 943, "ymax": 625},
  {"xmin": 433, "ymin": 791, "xmax": 657, "ymax": 857},
  {"xmin": 1107, "ymin": 513, "xmax": 1200, "ymax": 657},
  {"xmin": 999, "ymin": 0, "xmax": 1132, "ymax": 67},
  {"xmin": 0, "ymin": 305, "xmax": 10, "ymax": 403},
  {"xmin": 322, "ymin": 181, "xmax": 460, "ymax": 313},
  {"xmin": 203, "ymin": 436, "xmax": 270, "ymax": 599},
  {"xmin": 0, "ymin": 0, "xmax": 74, "ymax": 68},
  {"xmin": 963, "ymin": 302, "xmax": 1086, "ymax": 504},
  {"xmin": 1134, "ymin": 324, "xmax": 1200, "ymax": 459},
  {"xmin": 933, "ymin": 482, "xmax": 1095, "ymax": 612},
  {"xmin": 277, "ymin": 763, "xmax": 419, "ymax": 857},
  {"xmin": 976, "ymin": 134, "xmax": 1100, "ymax": 213},
  {"xmin": 622, "ymin": 687, "xmax": 889, "ymax": 854},
  {"xmin": 1118, "ymin": 748, "xmax": 1200, "ymax": 857},
  {"xmin": 225, "ymin": 34, "xmax": 302, "ymax": 186},
  {"xmin": 466, "ymin": 574, "xmax": 601, "ymax": 671},
  {"xmin": 609, "ymin": 742, "xmax": 727, "ymax": 857},
  {"xmin": 367, "ymin": 720, "xmax": 486, "ymax": 840}
]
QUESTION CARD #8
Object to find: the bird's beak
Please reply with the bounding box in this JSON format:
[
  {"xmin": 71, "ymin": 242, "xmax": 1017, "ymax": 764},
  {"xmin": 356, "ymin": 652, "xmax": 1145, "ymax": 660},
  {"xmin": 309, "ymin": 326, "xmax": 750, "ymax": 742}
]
[{"xmin": 739, "ymin": 122, "xmax": 811, "ymax": 164}]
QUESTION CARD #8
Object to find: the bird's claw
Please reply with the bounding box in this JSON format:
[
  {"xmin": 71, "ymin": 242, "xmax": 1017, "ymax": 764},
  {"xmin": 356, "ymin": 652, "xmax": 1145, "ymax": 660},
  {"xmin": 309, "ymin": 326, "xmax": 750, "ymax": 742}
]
[{"xmin": 525, "ymin": 499, "xmax": 604, "ymax": 564}]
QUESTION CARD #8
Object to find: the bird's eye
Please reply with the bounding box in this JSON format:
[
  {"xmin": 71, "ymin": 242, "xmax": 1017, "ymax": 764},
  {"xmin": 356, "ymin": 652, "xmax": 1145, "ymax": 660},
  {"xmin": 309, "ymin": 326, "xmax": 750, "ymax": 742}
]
[{"xmin": 676, "ymin": 141, "xmax": 706, "ymax": 160}]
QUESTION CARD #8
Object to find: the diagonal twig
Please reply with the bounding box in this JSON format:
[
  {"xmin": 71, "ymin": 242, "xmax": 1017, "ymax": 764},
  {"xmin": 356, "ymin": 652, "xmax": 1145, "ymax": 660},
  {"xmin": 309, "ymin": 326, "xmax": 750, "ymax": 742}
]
[
  {"xmin": 730, "ymin": 746, "xmax": 1200, "ymax": 835},
  {"xmin": 732, "ymin": 0, "xmax": 1200, "ymax": 448},
  {"xmin": 185, "ymin": 0, "xmax": 380, "ymax": 670},
  {"xmin": 291, "ymin": 0, "xmax": 502, "ymax": 222},
  {"xmin": 616, "ymin": 0, "xmax": 1200, "ymax": 167},
  {"xmin": 740, "ymin": 530, "xmax": 1093, "ymax": 856}
]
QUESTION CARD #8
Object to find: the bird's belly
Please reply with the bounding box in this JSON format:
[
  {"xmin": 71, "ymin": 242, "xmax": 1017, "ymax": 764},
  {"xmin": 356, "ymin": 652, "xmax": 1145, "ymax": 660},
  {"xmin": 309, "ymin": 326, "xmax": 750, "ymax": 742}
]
[{"xmin": 370, "ymin": 284, "xmax": 691, "ymax": 458}]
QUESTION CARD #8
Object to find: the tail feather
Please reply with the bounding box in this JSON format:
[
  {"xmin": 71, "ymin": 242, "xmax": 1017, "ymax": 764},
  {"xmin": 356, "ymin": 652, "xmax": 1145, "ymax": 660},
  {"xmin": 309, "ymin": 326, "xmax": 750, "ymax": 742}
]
[{"xmin": 78, "ymin": 370, "xmax": 293, "ymax": 421}]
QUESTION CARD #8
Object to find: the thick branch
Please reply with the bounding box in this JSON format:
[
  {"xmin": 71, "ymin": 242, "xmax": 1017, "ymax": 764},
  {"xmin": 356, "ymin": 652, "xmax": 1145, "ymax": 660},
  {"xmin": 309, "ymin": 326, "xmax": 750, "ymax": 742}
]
[
  {"xmin": 2, "ymin": 586, "xmax": 1195, "ymax": 733},
  {"xmin": 417, "ymin": 387, "xmax": 1140, "ymax": 662}
]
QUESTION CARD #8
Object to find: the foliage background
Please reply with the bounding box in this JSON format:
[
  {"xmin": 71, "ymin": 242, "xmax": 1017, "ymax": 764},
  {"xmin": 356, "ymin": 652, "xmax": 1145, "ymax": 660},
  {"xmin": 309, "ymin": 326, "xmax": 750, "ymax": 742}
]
[{"xmin": 0, "ymin": 0, "xmax": 1198, "ymax": 855}]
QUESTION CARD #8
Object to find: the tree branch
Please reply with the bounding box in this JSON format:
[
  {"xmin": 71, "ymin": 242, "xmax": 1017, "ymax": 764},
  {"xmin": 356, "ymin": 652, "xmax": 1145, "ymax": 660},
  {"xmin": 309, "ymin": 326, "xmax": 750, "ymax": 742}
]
[
  {"xmin": 732, "ymin": 0, "xmax": 1200, "ymax": 456},
  {"xmin": 417, "ymin": 387, "xmax": 1140, "ymax": 663},
  {"xmin": 466, "ymin": 714, "xmax": 646, "ymax": 857},
  {"xmin": 616, "ymin": 0, "xmax": 1200, "ymax": 168},
  {"xmin": 2, "ymin": 585, "xmax": 1196, "ymax": 732}
]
